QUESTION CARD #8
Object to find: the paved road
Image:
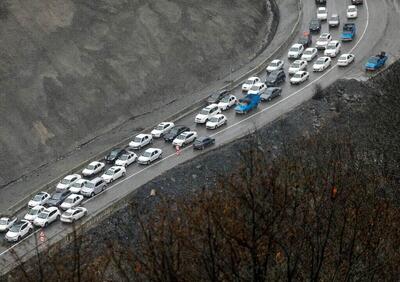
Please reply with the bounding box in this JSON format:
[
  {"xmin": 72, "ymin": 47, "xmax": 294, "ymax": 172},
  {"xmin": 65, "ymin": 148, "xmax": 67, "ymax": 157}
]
[{"xmin": 1, "ymin": 0, "xmax": 400, "ymax": 275}]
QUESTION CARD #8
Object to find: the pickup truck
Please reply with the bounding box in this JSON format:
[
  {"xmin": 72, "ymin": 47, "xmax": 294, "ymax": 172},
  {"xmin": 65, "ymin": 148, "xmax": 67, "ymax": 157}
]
[
  {"xmin": 341, "ymin": 23, "xmax": 356, "ymax": 41},
  {"xmin": 234, "ymin": 94, "xmax": 261, "ymax": 114},
  {"xmin": 365, "ymin": 52, "xmax": 388, "ymax": 71}
]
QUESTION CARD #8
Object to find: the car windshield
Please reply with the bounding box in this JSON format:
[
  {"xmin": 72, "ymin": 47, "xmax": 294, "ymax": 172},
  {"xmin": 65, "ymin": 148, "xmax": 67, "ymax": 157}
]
[
  {"xmin": 311, "ymin": 20, "xmax": 319, "ymax": 25},
  {"xmin": 65, "ymin": 198, "xmax": 74, "ymax": 204},
  {"xmin": 196, "ymin": 137, "xmax": 206, "ymax": 143},
  {"xmin": 33, "ymin": 194, "xmax": 43, "ymax": 201},
  {"xmin": 330, "ymin": 15, "xmax": 338, "ymax": 20},
  {"xmin": 86, "ymin": 164, "xmax": 96, "ymax": 170},
  {"xmin": 200, "ymin": 109, "xmax": 210, "ymax": 115},
  {"xmin": 220, "ymin": 96, "xmax": 230, "ymax": 103},
  {"xmin": 209, "ymin": 117, "xmax": 219, "ymax": 122},
  {"xmin": 316, "ymin": 59, "xmax": 325, "ymax": 64},
  {"xmin": 109, "ymin": 151, "xmax": 119, "ymax": 158},
  {"xmin": 105, "ymin": 169, "xmax": 115, "ymax": 176},
  {"xmin": 0, "ymin": 219, "xmax": 8, "ymax": 225},
  {"xmin": 368, "ymin": 58, "xmax": 378, "ymax": 64},
  {"xmin": 155, "ymin": 125, "xmax": 165, "ymax": 130},
  {"xmin": 343, "ymin": 25, "xmax": 353, "ymax": 31},
  {"xmin": 119, "ymin": 154, "xmax": 129, "ymax": 160},
  {"xmin": 319, "ymin": 38, "xmax": 328, "ymax": 43},
  {"xmin": 85, "ymin": 182, "xmax": 95, "ymax": 189},
  {"xmin": 28, "ymin": 208, "xmax": 40, "ymax": 215},
  {"xmin": 60, "ymin": 179, "xmax": 70, "ymax": 184},
  {"xmin": 38, "ymin": 212, "xmax": 49, "ymax": 219},
  {"xmin": 293, "ymin": 73, "xmax": 303, "ymax": 78},
  {"xmin": 210, "ymin": 92, "xmax": 220, "ymax": 99},
  {"xmin": 250, "ymin": 85, "xmax": 259, "ymax": 91},
  {"xmin": 270, "ymin": 61, "xmax": 279, "ymax": 67},
  {"xmin": 348, "ymin": 7, "xmax": 356, "ymax": 12},
  {"xmin": 339, "ymin": 55, "xmax": 347, "ymax": 60},
  {"xmin": 304, "ymin": 49, "xmax": 314, "ymax": 55},
  {"xmin": 72, "ymin": 182, "xmax": 83, "ymax": 188},
  {"xmin": 64, "ymin": 211, "xmax": 73, "ymax": 217},
  {"xmin": 327, "ymin": 44, "xmax": 336, "ymax": 49},
  {"xmin": 52, "ymin": 193, "xmax": 63, "ymax": 200},
  {"xmin": 176, "ymin": 135, "xmax": 186, "ymax": 140},
  {"xmin": 318, "ymin": 9, "xmax": 326, "ymax": 13},
  {"xmin": 133, "ymin": 137, "xmax": 142, "ymax": 143},
  {"xmin": 290, "ymin": 46, "xmax": 299, "ymax": 52},
  {"xmin": 292, "ymin": 62, "xmax": 301, "ymax": 68},
  {"xmin": 9, "ymin": 224, "xmax": 21, "ymax": 232},
  {"xmin": 143, "ymin": 151, "xmax": 152, "ymax": 158}
]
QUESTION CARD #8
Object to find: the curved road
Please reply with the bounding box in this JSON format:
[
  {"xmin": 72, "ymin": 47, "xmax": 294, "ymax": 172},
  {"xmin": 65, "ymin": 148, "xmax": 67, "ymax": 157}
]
[{"xmin": 1, "ymin": 0, "xmax": 400, "ymax": 275}]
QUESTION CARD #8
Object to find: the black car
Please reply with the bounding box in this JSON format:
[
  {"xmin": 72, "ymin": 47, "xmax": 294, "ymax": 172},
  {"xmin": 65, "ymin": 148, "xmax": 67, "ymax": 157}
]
[
  {"xmin": 298, "ymin": 31, "xmax": 312, "ymax": 48},
  {"xmin": 193, "ymin": 136, "xmax": 215, "ymax": 150},
  {"xmin": 207, "ymin": 89, "xmax": 230, "ymax": 104},
  {"xmin": 315, "ymin": 0, "xmax": 326, "ymax": 4},
  {"xmin": 265, "ymin": 70, "xmax": 286, "ymax": 87},
  {"xmin": 163, "ymin": 126, "xmax": 190, "ymax": 142},
  {"xmin": 46, "ymin": 190, "xmax": 71, "ymax": 207},
  {"xmin": 105, "ymin": 148, "xmax": 128, "ymax": 164},
  {"xmin": 351, "ymin": 0, "xmax": 363, "ymax": 4},
  {"xmin": 309, "ymin": 19, "xmax": 321, "ymax": 33},
  {"xmin": 260, "ymin": 87, "xmax": 282, "ymax": 102}
]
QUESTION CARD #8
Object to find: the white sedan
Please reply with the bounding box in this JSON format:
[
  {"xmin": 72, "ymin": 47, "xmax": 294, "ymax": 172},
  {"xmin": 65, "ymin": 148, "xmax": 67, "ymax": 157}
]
[
  {"xmin": 301, "ymin": 48, "xmax": 318, "ymax": 62},
  {"xmin": 338, "ymin": 53, "xmax": 355, "ymax": 66},
  {"xmin": 28, "ymin": 191, "xmax": 51, "ymax": 208},
  {"xmin": 324, "ymin": 40, "xmax": 341, "ymax": 58},
  {"xmin": 33, "ymin": 207, "xmax": 61, "ymax": 228},
  {"xmin": 172, "ymin": 131, "xmax": 198, "ymax": 147},
  {"xmin": 287, "ymin": 44, "xmax": 304, "ymax": 59},
  {"xmin": 242, "ymin": 77, "xmax": 261, "ymax": 92},
  {"xmin": 60, "ymin": 194, "xmax": 84, "ymax": 210},
  {"xmin": 61, "ymin": 207, "xmax": 88, "ymax": 223},
  {"xmin": 0, "ymin": 217, "xmax": 18, "ymax": 232},
  {"xmin": 266, "ymin": 60, "xmax": 284, "ymax": 73},
  {"xmin": 56, "ymin": 174, "xmax": 82, "ymax": 192},
  {"xmin": 195, "ymin": 104, "xmax": 221, "ymax": 124},
  {"xmin": 128, "ymin": 134, "xmax": 153, "ymax": 149},
  {"xmin": 5, "ymin": 220, "xmax": 33, "ymax": 242},
  {"xmin": 288, "ymin": 60, "xmax": 308, "ymax": 75},
  {"xmin": 313, "ymin": 57, "xmax": 332, "ymax": 72},
  {"xmin": 24, "ymin": 206, "xmax": 45, "ymax": 222},
  {"xmin": 290, "ymin": 71, "xmax": 310, "ymax": 85},
  {"xmin": 69, "ymin": 179, "xmax": 88, "ymax": 194},
  {"xmin": 218, "ymin": 95, "xmax": 238, "ymax": 110},
  {"xmin": 315, "ymin": 33, "xmax": 332, "ymax": 50},
  {"xmin": 347, "ymin": 5, "xmax": 358, "ymax": 18},
  {"xmin": 82, "ymin": 161, "xmax": 105, "ymax": 177},
  {"xmin": 206, "ymin": 114, "xmax": 227, "ymax": 129},
  {"xmin": 101, "ymin": 166, "xmax": 126, "ymax": 183},
  {"xmin": 317, "ymin": 7, "xmax": 328, "ymax": 20},
  {"xmin": 115, "ymin": 151, "xmax": 137, "ymax": 167},
  {"xmin": 151, "ymin": 122, "xmax": 174, "ymax": 138},
  {"xmin": 247, "ymin": 82, "xmax": 267, "ymax": 95},
  {"xmin": 138, "ymin": 148, "xmax": 163, "ymax": 165}
]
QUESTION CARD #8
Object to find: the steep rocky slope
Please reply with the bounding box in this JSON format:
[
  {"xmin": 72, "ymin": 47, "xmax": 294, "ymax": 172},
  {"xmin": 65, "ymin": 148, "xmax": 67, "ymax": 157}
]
[{"xmin": 0, "ymin": 0, "xmax": 272, "ymax": 186}]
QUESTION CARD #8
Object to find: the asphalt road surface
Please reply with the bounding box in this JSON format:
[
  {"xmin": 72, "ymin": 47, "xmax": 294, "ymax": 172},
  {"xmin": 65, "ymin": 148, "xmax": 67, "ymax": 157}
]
[{"xmin": 1, "ymin": 0, "xmax": 400, "ymax": 275}]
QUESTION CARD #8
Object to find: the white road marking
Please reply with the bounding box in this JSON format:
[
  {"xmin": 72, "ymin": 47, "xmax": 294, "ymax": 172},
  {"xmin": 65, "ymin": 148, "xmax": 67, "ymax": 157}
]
[{"xmin": 0, "ymin": 0, "xmax": 370, "ymax": 259}]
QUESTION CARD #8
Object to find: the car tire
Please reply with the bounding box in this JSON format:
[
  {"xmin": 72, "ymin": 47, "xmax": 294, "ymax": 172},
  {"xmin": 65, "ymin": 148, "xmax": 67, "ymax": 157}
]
[
  {"xmin": 91, "ymin": 192, "xmax": 94, "ymax": 197},
  {"xmin": 57, "ymin": 215, "xmax": 60, "ymax": 220},
  {"xmin": 17, "ymin": 236, "xmax": 21, "ymax": 241},
  {"xmin": 44, "ymin": 222, "xmax": 48, "ymax": 227},
  {"xmin": 122, "ymin": 172, "xmax": 126, "ymax": 177}
]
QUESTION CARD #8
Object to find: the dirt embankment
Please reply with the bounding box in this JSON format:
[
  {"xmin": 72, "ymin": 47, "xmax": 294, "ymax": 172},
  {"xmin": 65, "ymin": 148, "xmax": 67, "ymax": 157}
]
[{"xmin": 0, "ymin": 0, "xmax": 273, "ymax": 187}]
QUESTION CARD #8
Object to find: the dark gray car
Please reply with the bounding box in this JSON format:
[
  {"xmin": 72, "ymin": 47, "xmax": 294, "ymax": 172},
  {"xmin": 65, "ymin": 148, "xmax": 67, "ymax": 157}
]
[
  {"xmin": 309, "ymin": 19, "xmax": 321, "ymax": 33},
  {"xmin": 47, "ymin": 190, "xmax": 71, "ymax": 207},
  {"xmin": 265, "ymin": 70, "xmax": 286, "ymax": 87},
  {"xmin": 261, "ymin": 87, "xmax": 282, "ymax": 101},
  {"xmin": 193, "ymin": 136, "xmax": 215, "ymax": 150},
  {"xmin": 207, "ymin": 89, "xmax": 229, "ymax": 104}
]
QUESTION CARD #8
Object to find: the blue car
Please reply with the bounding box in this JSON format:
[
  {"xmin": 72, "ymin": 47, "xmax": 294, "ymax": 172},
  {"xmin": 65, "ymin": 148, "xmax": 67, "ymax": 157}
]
[
  {"xmin": 365, "ymin": 52, "xmax": 388, "ymax": 71},
  {"xmin": 235, "ymin": 94, "xmax": 261, "ymax": 114},
  {"xmin": 341, "ymin": 23, "xmax": 356, "ymax": 41}
]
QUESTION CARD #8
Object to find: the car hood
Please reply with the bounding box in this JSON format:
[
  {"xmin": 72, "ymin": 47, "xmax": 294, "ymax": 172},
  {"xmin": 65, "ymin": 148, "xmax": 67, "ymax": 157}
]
[
  {"xmin": 57, "ymin": 183, "xmax": 68, "ymax": 189},
  {"xmin": 365, "ymin": 62, "xmax": 376, "ymax": 68},
  {"xmin": 81, "ymin": 187, "xmax": 93, "ymax": 193},
  {"xmin": 82, "ymin": 168, "xmax": 93, "ymax": 174},
  {"xmin": 24, "ymin": 214, "xmax": 36, "ymax": 220},
  {"xmin": 138, "ymin": 156, "xmax": 150, "ymax": 161},
  {"xmin": 341, "ymin": 32, "xmax": 353, "ymax": 38},
  {"xmin": 28, "ymin": 200, "xmax": 39, "ymax": 206},
  {"xmin": 5, "ymin": 231, "xmax": 19, "ymax": 238},
  {"xmin": 242, "ymin": 84, "xmax": 251, "ymax": 89},
  {"xmin": 316, "ymin": 41, "xmax": 327, "ymax": 46},
  {"xmin": 0, "ymin": 224, "xmax": 8, "ymax": 230},
  {"xmin": 102, "ymin": 174, "xmax": 113, "ymax": 180},
  {"xmin": 34, "ymin": 218, "xmax": 46, "ymax": 224},
  {"xmin": 195, "ymin": 114, "xmax": 208, "ymax": 119},
  {"xmin": 115, "ymin": 160, "xmax": 127, "ymax": 166},
  {"xmin": 129, "ymin": 141, "xmax": 141, "ymax": 147}
]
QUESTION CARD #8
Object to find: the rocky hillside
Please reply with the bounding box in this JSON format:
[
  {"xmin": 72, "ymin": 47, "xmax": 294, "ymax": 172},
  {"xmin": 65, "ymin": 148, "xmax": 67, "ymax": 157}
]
[{"xmin": 0, "ymin": 0, "xmax": 272, "ymax": 186}]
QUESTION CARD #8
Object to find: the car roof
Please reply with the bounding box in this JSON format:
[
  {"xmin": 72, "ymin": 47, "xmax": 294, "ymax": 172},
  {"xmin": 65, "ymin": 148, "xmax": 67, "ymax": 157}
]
[
  {"xmin": 109, "ymin": 166, "xmax": 123, "ymax": 171},
  {"xmin": 64, "ymin": 174, "xmax": 78, "ymax": 180},
  {"xmin": 37, "ymin": 191, "xmax": 48, "ymax": 196},
  {"xmin": 44, "ymin": 207, "xmax": 58, "ymax": 212},
  {"xmin": 320, "ymin": 33, "xmax": 331, "ymax": 38},
  {"xmin": 318, "ymin": 7, "xmax": 326, "ymax": 11},
  {"xmin": 292, "ymin": 43, "xmax": 303, "ymax": 48},
  {"xmin": 75, "ymin": 178, "xmax": 87, "ymax": 184},
  {"xmin": 145, "ymin": 148, "xmax": 158, "ymax": 153},
  {"xmin": 348, "ymin": 5, "xmax": 356, "ymax": 8},
  {"xmin": 181, "ymin": 131, "xmax": 195, "ymax": 136},
  {"xmin": 136, "ymin": 133, "xmax": 150, "ymax": 138},
  {"xmin": 197, "ymin": 136, "xmax": 210, "ymax": 141},
  {"xmin": 89, "ymin": 161, "xmax": 101, "ymax": 165},
  {"xmin": 305, "ymin": 47, "xmax": 317, "ymax": 51},
  {"xmin": 0, "ymin": 217, "xmax": 9, "ymax": 221},
  {"xmin": 90, "ymin": 177, "xmax": 104, "ymax": 183},
  {"xmin": 204, "ymin": 104, "xmax": 219, "ymax": 109},
  {"xmin": 67, "ymin": 194, "xmax": 79, "ymax": 199},
  {"xmin": 31, "ymin": 205, "xmax": 44, "ymax": 210},
  {"xmin": 297, "ymin": 71, "xmax": 307, "ymax": 74},
  {"xmin": 159, "ymin": 122, "xmax": 172, "ymax": 126},
  {"xmin": 331, "ymin": 13, "xmax": 339, "ymax": 17},
  {"xmin": 247, "ymin": 76, "xmax": 259, "ymax": 80},
  {"xmin": 292, "ymin": 59, "xmax": 304, "ymax": 64},
  {"xmin": 253, "ymin": 82, "xmax": 264, "ymax": 86},
  {"xmin": 271, "ymin": 59, "xmax": 281, "ymax": 63},
  {"xmin": 213, "ymin": 114, "xmax": 225, "ymax": 118}
]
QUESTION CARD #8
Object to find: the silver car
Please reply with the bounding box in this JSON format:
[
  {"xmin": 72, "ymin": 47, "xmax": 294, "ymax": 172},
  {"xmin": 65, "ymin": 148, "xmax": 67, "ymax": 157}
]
[{"xmin": 81, "ymin": 177, "xmax": 107, "ymax": 197}]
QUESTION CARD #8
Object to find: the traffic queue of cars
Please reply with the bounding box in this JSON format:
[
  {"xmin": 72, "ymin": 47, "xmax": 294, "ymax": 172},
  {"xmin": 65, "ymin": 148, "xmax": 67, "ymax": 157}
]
[{"xmin": 0, "ymin": 0, "xmax": 376, "ymax": 244}]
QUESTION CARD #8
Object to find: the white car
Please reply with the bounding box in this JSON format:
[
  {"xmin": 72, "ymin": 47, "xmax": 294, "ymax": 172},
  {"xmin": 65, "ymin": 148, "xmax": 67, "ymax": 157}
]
[
  {"xmin": 301, "ymin": 48, "xmax": 318, "ymax": 62},
  {"xmin": 317, "ymin": 7, "xmax": 328, "ymax": 20},
  {"xmin": 61, "ymin": 207, "xmax": 88, "ymax": 223},
  {"xmin": 128, "ymin": 134, "xmax": 153, "ymax": 149},
  {"xmin": 56, "ymin": 174, "xmax": 82, "ymax": 192},
  {"xmin": 172, "ymin": 131, "xmax": 198, "ymax": 147},
  {"xmin": 28, "ymin": 191, "xmax": 51, "ymax": 208},
  {"xmin": 138, "ymin": 148, "xmax": 163, "ymax": 165},
  {"xmin": 288, "ymin": 60, "xmax": 308, "ymax": 75},
  {"xmin": 0, "ymin": 217, "xmax": 18, "ymax": 232},
  {"xmin": 338, "ymin": 53, "xmax": 355, "ymax": 66},
  {"xmin": 101, "ymin": 166, "xmax": 126, "ymax": 183},
  {"xmin": 82, "ymin": 161, "xmax": 105, "ymax": 177},
  {"xmin": 206, "ymin": 114, "xmax": 227, "ymax": 129},
  {"xmin": 266, "ymin": 60, "xmax": 284, "ymax": 73},
  {"xmin": 60, "ymin": 194, "xmax": 84, "ymax": 210},
  {"xmin": 328, "ymin": 14, "xmax": 340, "ymax": 27},
  {"xmin": 247, "ymin": 82, "xmax": 267, "ymax": 95},
  {"xmin": 115, "ymin": 151, "xmax": 137, "ymax": 167},
  {"xmin": 313, "ymin": 56, "xmax": 332, "ymax": 72},
  {"xmin": 324, "ymin": 40, "xmax": 341, "ymax": 57},
  {"xmin": 315, "ymin": 33, "xmax": 332, "ymax": 50},
  {"xmin": 288, "ymin": 43, "xmax": 304, "ymax": 59},
  {"xmin": 347, "ymin": 5, "xmax": 358, "ymax": 18},
  {"xmin": 218, "ymin": 94, "xmax": 238, "ymax": 110},
  {"xmin": 5, "ymin": 220, "xmax": 33, "ymax": 242},
  {"xmin": 195, "ymin": 104, "xmax": 221, "ymax": 124},
  {"xmin": 33, "ymin": 207, "xmax": 61, "ymax": 228},
  {"xmin": 24, "ymin": 206, "xmax": 45, "ymax": 222},
  {"xmin": 151, "ymin": 122, "xmax": 174, "ymax": 138},
  {"xmin": 241, "ymin": 77, "xmax": 261, "ymax": 92},
  {"xmin": 69, "ymin": 179, "xmax": 89, "ymax": 194},
  {"xmin": 290, "ymin": 71, "xmax": 310, "ymax": 85}
]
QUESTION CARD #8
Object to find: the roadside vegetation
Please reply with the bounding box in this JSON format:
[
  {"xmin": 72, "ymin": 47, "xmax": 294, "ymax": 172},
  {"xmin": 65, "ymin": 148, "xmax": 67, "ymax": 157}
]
[{"xmin": 6, "ymin": 62, "xmax": 400, "ymax": 281}]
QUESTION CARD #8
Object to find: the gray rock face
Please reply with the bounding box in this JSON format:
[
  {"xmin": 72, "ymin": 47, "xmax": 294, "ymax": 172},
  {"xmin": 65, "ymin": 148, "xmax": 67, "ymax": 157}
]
[{"xmin": 0, "ymin": 0, "xmax": 270, "ymax": 185}]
